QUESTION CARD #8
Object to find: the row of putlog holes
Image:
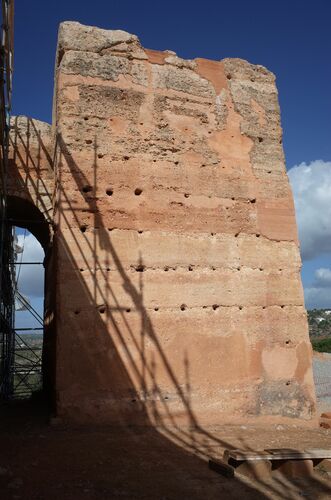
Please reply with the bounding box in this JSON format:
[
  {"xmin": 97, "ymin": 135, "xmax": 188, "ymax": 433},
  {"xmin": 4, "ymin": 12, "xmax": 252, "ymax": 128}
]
[
  {"xmin": 82, "ymin": 185, "xmax": 257, "ymax": 203},
  {"xmin": 79, "ymin": 225, "xmax": 263, "ymax": 239},
  {"xmin": 74, "ymin": 304, "xmax": 288, "ymax": 315}
]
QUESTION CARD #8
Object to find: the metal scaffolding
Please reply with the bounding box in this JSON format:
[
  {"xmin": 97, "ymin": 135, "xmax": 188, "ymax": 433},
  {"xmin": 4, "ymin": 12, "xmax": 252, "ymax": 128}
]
[
  {"xmin": 0, "ymin": 1, "xmax": 44, "ymax": 400},
  {"xmin": 0, "ymin": 0, "xmax": 15, "ymax": 399}
]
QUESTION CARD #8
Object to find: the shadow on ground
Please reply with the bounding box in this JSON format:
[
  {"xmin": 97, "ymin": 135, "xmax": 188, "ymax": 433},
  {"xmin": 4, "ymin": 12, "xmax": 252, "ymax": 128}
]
[{"xmin": 2, "ymin": 400, "xmax": 331, "ymax": 499}]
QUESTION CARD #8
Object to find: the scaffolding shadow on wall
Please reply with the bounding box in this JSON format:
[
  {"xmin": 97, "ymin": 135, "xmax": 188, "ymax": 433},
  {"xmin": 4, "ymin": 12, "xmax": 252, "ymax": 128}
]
[{"xmin": 2, "ymin": 112, "xmax": 54, "ymax": 402}]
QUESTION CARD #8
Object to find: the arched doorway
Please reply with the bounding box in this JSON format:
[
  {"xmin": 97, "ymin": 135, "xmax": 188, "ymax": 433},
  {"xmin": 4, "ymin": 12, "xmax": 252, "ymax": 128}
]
[
  {"xmin": 13, "ymin": 227, "xmax": 45, "ymax": 398},
  {"xmin": 2, "ymin": 195, "xmax": 55, "ymax": 407}
]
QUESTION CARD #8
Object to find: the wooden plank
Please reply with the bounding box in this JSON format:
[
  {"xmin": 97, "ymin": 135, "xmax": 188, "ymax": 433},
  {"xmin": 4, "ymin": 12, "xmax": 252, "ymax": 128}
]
[
  {"xmin": 266, "ymin": 448, "xmax": 331, "ymax": 460},
  {"xmin": 227, "ymin": 450, "xmax": 272, "ymax": 461},
  {"xmin": 226, "ymin": 448, "xmax": 331, "ymax": 462}
]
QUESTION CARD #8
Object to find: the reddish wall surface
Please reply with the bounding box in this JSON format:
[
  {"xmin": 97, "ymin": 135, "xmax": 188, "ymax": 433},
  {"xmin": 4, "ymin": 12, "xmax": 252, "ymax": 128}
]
[
  {"xmin": 8, "ymin": 116, "xmax": 53, "ymax": 233},
  {"xmin": 10, "ymin": 21, "xmax": 317, "ymax": 425}
]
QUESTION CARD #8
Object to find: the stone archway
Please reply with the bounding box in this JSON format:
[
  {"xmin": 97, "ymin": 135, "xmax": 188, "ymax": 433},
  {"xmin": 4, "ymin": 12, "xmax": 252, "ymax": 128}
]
[
  {"xmin": 8, "ymin": 115, "xmax": 54, "ymax": 226},
  {"xmin": 7, "ymin": 195, "xmax": 51, "ymax": 252},
  {"xmin": 6, "ymin": 116, "xmax": 56, "ymax": 406}
]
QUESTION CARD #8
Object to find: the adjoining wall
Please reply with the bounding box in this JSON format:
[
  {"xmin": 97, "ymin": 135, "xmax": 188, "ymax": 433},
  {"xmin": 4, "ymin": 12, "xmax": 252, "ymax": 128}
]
[
  {"xmin": 28, "ymin": 21, "xmax": 316, "ymax": 425},
  {"xmin": 8, "ymin": 116, "xmax": 54, "ymax": 231},
  {"xmin": 7, "ymin": 116, "xmax": 56, "ymax": 404}
]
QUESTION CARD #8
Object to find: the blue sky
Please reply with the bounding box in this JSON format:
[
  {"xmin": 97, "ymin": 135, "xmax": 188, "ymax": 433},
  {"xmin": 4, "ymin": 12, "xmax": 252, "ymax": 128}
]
[{"xmin": 12, "ymin": 0, "xmax": 331, "ymax": 318}]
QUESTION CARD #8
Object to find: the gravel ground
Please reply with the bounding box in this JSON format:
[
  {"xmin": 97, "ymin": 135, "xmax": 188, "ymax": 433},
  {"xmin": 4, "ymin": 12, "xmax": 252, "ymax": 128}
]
[{"xmin": 1, "ymin": 400, "xmax": 331, "ymax": 499}]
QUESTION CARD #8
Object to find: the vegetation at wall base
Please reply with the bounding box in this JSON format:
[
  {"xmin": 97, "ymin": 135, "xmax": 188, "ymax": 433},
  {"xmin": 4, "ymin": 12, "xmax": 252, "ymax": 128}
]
[{"xmin": 312, "ymin": 338, "xmax": 331, "ymax": 353}]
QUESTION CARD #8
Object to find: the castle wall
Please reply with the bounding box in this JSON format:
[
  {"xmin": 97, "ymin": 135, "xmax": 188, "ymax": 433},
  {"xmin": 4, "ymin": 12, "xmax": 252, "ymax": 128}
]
[
  {"xmin": 7, "ymin": 116, "xmax": 56, "ymax": 403},
  {"xmin": 48, "ymin": 22, "xmax": 316, "ymax": 424},
  {"xmin": 8, "ymin": 116, "xmax": 54, "ymax": 229}
]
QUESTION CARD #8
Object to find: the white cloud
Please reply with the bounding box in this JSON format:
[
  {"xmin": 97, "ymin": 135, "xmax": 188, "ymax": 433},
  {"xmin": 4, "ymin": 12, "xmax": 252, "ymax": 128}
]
[
  {"xmin": 16, "ymin": 232, "xmax": 44, "ymax": 299},
  {"xmin": 314, "ymin": 268, "xmax": 331, "ymax": 288},
  {"xmin": 288, "ymin": 160, "xmax": 331, "ymax": 261}
]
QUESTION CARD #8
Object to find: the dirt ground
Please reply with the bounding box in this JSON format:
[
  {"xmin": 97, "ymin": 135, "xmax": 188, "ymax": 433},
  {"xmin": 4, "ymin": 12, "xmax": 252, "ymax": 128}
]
[{"xmin": 1, "ymin": 400, "xmax": 331, "ymax": 500}]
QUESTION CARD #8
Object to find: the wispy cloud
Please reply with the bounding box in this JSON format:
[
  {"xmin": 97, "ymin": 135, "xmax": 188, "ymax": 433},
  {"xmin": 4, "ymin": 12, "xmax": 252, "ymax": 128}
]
[
  {"xmin": 304, "ymin": 267, "xmax": 331, "ymax": 309},
  {"xmin": 16, "ymin": 232, "xmax": 44, "ymax": 298},
  {"xmin": 288, "ymin": 160, "xmax": 331, "ymax": 309},
  {"xmin": 313, "ymin": 267, "xmax": 331, "ymax": 288},
  {"xmin": 288, "ymin": 160, "xmax": 331, "ymax": 261}
]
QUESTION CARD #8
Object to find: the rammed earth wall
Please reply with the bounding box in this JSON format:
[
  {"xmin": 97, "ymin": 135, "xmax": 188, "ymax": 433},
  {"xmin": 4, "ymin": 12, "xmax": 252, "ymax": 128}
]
[{"xmin": 10, "ymin": 21, "xmax": 317, "ymax": 425}]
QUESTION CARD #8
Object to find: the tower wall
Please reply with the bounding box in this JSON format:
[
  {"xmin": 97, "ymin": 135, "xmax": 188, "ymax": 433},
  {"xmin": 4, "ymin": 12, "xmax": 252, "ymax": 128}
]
[{"xmin": 52, "ymin": 22, "xmax": 316, "ymax": 424}]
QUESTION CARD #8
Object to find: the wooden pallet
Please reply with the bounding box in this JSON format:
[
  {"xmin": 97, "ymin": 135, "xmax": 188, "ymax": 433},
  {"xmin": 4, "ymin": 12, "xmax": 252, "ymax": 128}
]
[{"xmin": 209, "ymin": 448, "xmax": 331, "ymax": 480}]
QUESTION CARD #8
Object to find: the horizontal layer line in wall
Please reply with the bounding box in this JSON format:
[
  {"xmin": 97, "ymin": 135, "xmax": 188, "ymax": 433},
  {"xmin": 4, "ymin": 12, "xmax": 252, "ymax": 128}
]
[
  {"xmin": 73, "ymin": 265, "xmax": 299, "ymax": 273},
  {"xmin": 60, "ymin": 225, "xmax": 292, "ymax": 244},
  {"xmin": 81, "ymin": 304, "xmax": 306, "ymax": 313}
]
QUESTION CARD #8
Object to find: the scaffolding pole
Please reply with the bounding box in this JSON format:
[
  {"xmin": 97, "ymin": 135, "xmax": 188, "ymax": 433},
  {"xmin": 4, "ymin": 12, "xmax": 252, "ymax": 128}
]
[{"xmin": 0, "ymin": 0, "xmax": 15, "ymax": 400}]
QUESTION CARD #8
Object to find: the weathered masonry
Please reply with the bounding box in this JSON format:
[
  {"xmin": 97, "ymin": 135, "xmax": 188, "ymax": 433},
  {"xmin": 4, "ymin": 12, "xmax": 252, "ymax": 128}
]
[{"xmin": 8, "ymin": 21, "xmax": 316, "ymax": 425}]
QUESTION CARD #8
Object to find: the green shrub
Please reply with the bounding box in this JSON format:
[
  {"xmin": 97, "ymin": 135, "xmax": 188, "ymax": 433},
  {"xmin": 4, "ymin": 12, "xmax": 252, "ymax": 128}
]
[{"xmin": 312, "ymin": 338, "xmax": 331, "ymax": 353}]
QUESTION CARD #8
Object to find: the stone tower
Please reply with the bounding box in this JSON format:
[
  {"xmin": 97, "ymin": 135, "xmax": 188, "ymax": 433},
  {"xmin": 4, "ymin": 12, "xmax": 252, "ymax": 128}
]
[{"xmin": 9, "ymin": 22, "xmax": 316, "ymax": 425}]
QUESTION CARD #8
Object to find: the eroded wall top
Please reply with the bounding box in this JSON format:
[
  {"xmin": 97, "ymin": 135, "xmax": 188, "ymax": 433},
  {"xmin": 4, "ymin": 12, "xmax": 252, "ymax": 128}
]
[{"xmin": 54, "ymin": 21, "xmax": 297, "ymax": 243}]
